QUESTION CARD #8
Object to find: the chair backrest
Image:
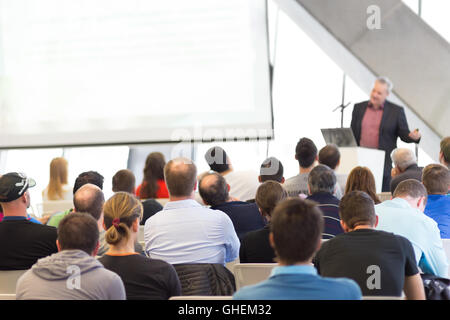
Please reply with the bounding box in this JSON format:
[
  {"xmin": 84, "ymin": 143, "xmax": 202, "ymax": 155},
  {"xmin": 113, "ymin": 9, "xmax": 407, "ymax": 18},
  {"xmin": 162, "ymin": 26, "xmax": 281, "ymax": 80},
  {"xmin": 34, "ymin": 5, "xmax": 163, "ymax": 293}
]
[
  {"xmin": 0, "ymin": 294, "xmax": 16, "ymax": 300},
  {"xmin": 169, "ymin": 295, "xmax": 232, "ymax": 300},
  {"xmin": 225, "ymin": 258, "xmax": 240, "ymax": 273},
  {"xmin": 42, "ymin": 200, "xmax": 73, "ymax": 215},
  {"xmin": 376, "ymin": 192, "xmax": 392, "ymax": 202},
  {"xmin": 443, "ymin": 239, "xmax": 450, "ymax": 275},
  {"xmin": 138, "ymin": 225, "xmax": 145, "ymax": 242},
  {"xmin": 362, "ymin": 296, "xmax": 404, "ymax": 300},
  {"xmin": 155, "ymin": 198, "xmax": 169, "ymax": 206},
  {"xmin": 233, "ymin": 263, "xmax": 277, "ymax": 291},
  {"xmin": 0, "ymin": 270, "xmax": 28, "ymax": 294}
]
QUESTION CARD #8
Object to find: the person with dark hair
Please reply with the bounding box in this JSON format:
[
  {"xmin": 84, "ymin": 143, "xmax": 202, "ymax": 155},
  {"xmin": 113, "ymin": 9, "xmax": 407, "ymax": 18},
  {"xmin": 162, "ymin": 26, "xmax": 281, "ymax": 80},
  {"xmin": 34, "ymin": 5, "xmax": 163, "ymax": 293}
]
[
  {"xmin": 318, "ymin": 144, "xmax": 347, "ymax": 199},
  {"xmin": 99, "ymin": 192, "xmax": 181, "ymax": 300},
  {"xmin": 199, "ymin": 172, "xmax": 265, "ymax": 240},
  {"xmin": 313, "ymin": 191, "xmax": 425, "ymax": 299},
  {"xmin": 47, "ymin": 170, "xmax": 105, "ymax": 227},
  {"xmin": 439, "ymin": 136, "xmax": 450, "ymax": 169},
  {"xmin": 0, "ymin": 172, "xmax": 58, "ymax": 270},
  {"xmin": 344, "ymin": 166, "xmax": 381, "ymax": 204},
  {"xmin": 15, "ymin": 213, "xmax": 125, "ymax": 300},
  {"xmin": 259, "ymin": 157, "xmax": 285, "ymax": 183},
  {"xmin": 375, "ymin": 179, "xmax": 448, "ymax": 277},
  {"xmin": 204, "ymin": 146, "xmax": 259, "ymax": 201},
  {"xmin": 284, "ymin": 137, "xmax": 318, "ymax": 197},
  {"xmin": 136, "ymin": 152, "xmax": 169, "ymax": 199},
  {"xmin": 306, "ymin": 165, "xmax": 343, "ymax": 239},
  {"xmin": 389, "ymin": 148, "xmax": 423, "ymax": 195},
  {"xmin": 234, "ymin": 198, "xmax": 361, "ymax": 300},
  {"xmin": 239, "ymin": 181, "xmax": 287, "ymax": 263},
  {"xmin": 144, "ymin": 158, "xmax": 240, "ymax": 264},
  {"xmin": 422, "ymin": 164, "xmax": 450, "ymax": 239}
]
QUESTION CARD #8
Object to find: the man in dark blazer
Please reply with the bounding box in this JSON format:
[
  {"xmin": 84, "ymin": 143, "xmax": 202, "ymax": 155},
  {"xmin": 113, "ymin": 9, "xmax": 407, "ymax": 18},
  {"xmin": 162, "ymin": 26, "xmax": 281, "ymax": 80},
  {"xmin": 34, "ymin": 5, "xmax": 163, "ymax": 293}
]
[{"xmin": 351, "ymin": 77, "xmax": 421, "ymax": 192}]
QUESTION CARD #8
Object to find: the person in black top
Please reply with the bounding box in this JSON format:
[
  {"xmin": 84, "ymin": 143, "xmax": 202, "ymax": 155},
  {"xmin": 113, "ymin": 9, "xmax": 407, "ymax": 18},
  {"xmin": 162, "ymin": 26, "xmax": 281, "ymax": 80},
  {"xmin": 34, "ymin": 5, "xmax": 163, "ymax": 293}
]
[
  {"xmin": 306, "ymin": 165, "xmax": 343, "ymax": 239},
  {"xmin": 98, "ymin": 192, "xmax": 180, "ymax": 300},
  {"xmin": 239, "ymin": 181, "xmax": 287, "ymax": 263},
  {"xmin": 0, "ymin": 172, "xmax": 58, "ymax": 270},
  {"xmin": 199, "ymin": 172, "xmax": 265, "ymax": 240},
  {"xmin": 313, "ymin": 190, "xmax": 425, "ymax": 299}
]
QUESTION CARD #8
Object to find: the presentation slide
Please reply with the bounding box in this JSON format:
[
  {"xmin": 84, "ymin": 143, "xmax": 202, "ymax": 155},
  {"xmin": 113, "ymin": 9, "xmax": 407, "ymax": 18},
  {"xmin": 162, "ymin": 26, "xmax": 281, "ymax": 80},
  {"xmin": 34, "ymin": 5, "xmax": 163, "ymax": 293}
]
[{"xmin": 0, "ymin": 0, "xmax": 273, "ymax": 148}]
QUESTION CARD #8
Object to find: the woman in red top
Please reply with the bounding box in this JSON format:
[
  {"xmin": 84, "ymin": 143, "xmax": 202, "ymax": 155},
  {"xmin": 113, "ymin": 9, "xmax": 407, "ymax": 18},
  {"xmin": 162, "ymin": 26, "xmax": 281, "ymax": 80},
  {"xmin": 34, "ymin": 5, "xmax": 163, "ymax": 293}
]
[{"xmin": 136, "ymin": 152, "xmax": 169, "ymax": 199}]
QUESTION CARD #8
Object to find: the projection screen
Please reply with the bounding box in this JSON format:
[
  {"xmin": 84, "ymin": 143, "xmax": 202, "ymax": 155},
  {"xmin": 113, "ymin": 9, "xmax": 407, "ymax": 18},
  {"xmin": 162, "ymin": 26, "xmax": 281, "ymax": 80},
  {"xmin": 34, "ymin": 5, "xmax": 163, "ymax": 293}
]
[{"xmin": 0, "ymin": 0, "xmax": 273, "ymax": 148}]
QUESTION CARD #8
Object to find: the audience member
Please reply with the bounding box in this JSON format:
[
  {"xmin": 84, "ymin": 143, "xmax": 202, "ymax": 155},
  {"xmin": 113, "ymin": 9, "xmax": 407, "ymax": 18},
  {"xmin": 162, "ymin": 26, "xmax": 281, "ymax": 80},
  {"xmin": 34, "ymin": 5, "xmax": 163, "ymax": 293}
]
[
  {"xmin": 0, "ymin": 172, "xmax": 58, "ymax": 270},
  {"xmin": 375, "ymin": 179, "xmax": 448, "ymax": 277},
  {"xmin": 99, "ymin": 192, "xmax": 181, "ymax": 300},
  {"xmin": 199, "ymin": 172, "xmax": 265, "ymax": 240},
  {"xmin": 205, "ymin": 146, "xmax": 259, "ymax": 201},
  {"xmin": 284, "ymin": 137, "xmax": 318, "ymax": 197},
  {"xmin": 345, "ymin": 166, "xmax": 381, "ymax": 204},
  {"xmin": 144, "ymin": 157, "xmax": 240, "ymax": 264},
  {"xmin": 16, "ymin": 213, "xmax": 125, "ymax": 300},
  {"xmin": 306, "ymin": 165, "xmax": 344, "ymax": 239},
  {"xmin": 439, "ymin": 136, "xmax": 450, "ymax": 169},
  {"xmin": 136, "ymin": 152, "xmax": 169, "ymax": 199},
  {"xmin": 389, "ymin": 148, "xmax": 422, "ymax": 194},
  {"xmin": 259, "ymin": 157, "xmax": 285, "ymax": 183},
  {"xmin": 318, "ymin": 144, "xmax": 346, "ymax": 199},
  {"xmin": 239, "ymin": 181, "xmax": 287, "ymax": 263},
  {"xmin": 47, "ymin": 170, "xmax": 104, "ymax": 227},
  {"xmin": 234, "ymin": 198, "xmax": 362, "ymax": 300},
  {"xmin": 422, "ymin": 164, "xmax": 450, "ymax": 238},
  {"xmin": 112, "ymin": 169, "xmax": 163, "ymax": 224},
  {"xmin": 313, "ymin": 191, "xmax": 425, "ymax": 299},
  {"xmin": 42, "ymin": 157, "xmax": 72, "ymax": 201}
]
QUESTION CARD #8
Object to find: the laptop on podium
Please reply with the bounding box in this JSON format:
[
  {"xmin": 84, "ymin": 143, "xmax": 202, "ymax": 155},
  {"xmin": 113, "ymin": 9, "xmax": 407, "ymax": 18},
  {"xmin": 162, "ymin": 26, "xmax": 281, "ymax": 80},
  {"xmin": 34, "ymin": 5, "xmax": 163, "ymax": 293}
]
[{"xmin": 321, "ymin": 128, "xmax": 357, "ymax": 147}]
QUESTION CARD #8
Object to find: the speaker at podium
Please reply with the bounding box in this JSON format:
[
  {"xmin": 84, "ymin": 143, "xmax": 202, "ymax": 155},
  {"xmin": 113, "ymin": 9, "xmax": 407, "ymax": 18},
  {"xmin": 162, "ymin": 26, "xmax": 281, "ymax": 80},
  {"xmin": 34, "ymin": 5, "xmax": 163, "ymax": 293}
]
[{"xmin": 321, "ymin": 128, "xmax": 385, "ymax": 193}]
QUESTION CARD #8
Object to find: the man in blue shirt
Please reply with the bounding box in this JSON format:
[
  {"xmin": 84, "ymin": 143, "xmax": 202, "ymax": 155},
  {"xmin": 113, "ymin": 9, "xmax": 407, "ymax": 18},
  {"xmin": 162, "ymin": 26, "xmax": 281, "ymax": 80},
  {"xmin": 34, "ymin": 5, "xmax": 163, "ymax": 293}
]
[
  {"xmin": 233, "ymin": 198, "xmax": 362, "ymax": 300},
  {"xmin": 422, "ymin": 164, "xmax": 450, "ymax": 239},
  {"xmin": 375, "ymin": 179, "xmax": 448, "ymax": 277}
]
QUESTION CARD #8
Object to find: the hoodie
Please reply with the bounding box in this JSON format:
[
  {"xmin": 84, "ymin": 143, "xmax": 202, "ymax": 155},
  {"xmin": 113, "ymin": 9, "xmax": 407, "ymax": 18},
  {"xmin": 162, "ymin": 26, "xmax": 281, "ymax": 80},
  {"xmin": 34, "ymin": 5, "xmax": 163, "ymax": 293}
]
[{"xmin": 15, "ymin": 250, "xmax": 125, "ymax": 300}]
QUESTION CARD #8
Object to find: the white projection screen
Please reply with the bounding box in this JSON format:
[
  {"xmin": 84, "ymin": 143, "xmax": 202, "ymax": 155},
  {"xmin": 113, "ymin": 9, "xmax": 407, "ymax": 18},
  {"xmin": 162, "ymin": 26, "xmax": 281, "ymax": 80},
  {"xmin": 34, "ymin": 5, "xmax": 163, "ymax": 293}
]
[{"xmin": 0, "ymin": 0, "xmax": 273, "ymax": 148}]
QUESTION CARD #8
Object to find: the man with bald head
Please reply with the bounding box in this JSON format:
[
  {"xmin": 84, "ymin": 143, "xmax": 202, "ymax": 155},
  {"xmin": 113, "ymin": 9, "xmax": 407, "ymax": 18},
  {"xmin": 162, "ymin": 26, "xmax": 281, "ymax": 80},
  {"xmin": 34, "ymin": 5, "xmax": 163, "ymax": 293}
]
[
  {"xmin": 199, "ymin": 172, "xmax": 265, "ymax": 240},
  {"xmin": 144, "ymin": 157, "xmax": 240, "ymax": 264}
]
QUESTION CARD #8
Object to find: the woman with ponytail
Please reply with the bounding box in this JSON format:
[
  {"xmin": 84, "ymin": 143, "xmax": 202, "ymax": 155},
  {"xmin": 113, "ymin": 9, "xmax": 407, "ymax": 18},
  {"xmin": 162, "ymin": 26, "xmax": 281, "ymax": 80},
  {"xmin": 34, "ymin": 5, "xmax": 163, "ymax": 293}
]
[{"xmin": 98, "ymin": 192, "xmax": 181, "ymax": 300}]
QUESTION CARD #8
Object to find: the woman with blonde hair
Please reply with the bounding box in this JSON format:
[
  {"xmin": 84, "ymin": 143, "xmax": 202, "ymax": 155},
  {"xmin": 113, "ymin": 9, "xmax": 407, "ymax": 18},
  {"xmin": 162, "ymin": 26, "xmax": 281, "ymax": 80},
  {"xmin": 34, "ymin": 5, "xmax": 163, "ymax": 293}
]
[
  {"xmin": 98, "ymin": 192, "xmax": 181, "ymax": 300},
  {"xmin": 344, "ymin": 166, "xmax": 381, "ymax": 204},
  {"xmin": 42, "ymin": 157, "xmax": 72, "ymax": 201}
]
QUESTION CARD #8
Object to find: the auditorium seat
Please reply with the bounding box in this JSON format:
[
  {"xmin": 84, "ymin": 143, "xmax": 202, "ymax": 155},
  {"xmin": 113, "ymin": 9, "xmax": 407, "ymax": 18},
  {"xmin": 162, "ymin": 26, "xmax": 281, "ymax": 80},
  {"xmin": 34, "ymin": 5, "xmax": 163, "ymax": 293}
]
[
  {"xmin": 155, "ymin": 198, "xmax": 170, "ymax": 206},
  {"xmin": 0, "ymin": 270, "xmax": 28, "ymax": 294},
  {"xmin": 226, "ymin": 258, "xmax": 240, "ymax": 273},
  {"xmin": 233, "ymin": 263, "xmax": 277, "ymax": 290},
  {"xmin": 0, "ymin": 294, "xmax": 16, "ymax": 300},
  {"xmin": 376, "ymin": 192, "xmax": 392, "ymax": 202},
  {"xmin": 41, "ymin": 200, "xmax": 73, "ymax": 216},
  {"xmin": 443, "ymin": 239, "xmax": 450, "ymax": 275},
  {"xmin": 169, "ymin": 295, "xmax": 232, "ymax": 300},
  {"xmin": 138, "ymin": 226, "xmax": 145, "ymax": 242}
]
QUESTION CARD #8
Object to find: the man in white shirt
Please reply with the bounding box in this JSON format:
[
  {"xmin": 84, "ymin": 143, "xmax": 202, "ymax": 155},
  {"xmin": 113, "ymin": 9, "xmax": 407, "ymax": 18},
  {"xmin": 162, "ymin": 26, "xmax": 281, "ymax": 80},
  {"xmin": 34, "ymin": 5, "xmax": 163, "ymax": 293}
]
[
  {"xmin": 375, "ymin": 179, "xmax": 448, "ymax": 278},
  {"xmin": 144, "ymin": 157, "xmax": 240, "ymax": 265}
]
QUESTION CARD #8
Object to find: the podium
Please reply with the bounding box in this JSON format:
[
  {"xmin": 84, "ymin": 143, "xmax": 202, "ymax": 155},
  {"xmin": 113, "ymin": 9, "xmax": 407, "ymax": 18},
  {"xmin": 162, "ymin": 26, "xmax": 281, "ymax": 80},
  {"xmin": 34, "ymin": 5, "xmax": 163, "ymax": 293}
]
[{"xmin": 335, "ymin": 147, "xmax": 385, "ymax": 193}]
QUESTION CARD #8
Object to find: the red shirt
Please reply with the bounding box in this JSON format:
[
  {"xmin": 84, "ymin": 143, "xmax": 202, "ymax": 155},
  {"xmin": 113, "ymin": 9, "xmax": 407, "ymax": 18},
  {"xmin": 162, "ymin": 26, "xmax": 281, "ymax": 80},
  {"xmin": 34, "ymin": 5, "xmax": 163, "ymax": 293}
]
[
  {"xmin": 360, "ymin": 103, "xmax": 384, "ymax": 149},
  {"xmin": 136, "ymin": 179, "xmax": 169, "ymax": 199}
]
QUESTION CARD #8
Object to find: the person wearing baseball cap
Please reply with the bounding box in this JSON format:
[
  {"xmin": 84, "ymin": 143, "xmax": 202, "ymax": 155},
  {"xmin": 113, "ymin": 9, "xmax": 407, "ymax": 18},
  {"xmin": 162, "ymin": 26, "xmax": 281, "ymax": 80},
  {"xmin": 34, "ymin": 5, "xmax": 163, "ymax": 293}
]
[{"xmin": 0, "ymin": 172, "xmax": 58, "ymax": 270}]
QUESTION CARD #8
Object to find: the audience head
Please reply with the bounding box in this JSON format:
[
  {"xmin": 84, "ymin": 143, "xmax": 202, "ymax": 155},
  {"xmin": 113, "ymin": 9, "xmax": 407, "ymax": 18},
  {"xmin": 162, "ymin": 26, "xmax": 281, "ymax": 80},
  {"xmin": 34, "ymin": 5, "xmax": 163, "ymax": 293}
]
[
  {"xmin": 73, "ymin": 171, "xmax": 104, "ymax": 194},
  {"xmin": 46, "ymin": 157, "xmax": 69, "ymax": 200},
  {"xmin": 307, "ymin": 164, "xmax": 336, "ymax": 195},
  {"xmin": 112, "ymin": 169, "xmax": 136, "ymax": 194},
  {"xmin": 393, "ymin": 179, "xmax": 428, "ymax": 212},
  {"xmin": 318, "ymin": 144, "xmax": 341, "ymax": 170},
  {"xmin": 103, "ymin": 192, "xmax": 143, "ymax": 246},
  {"xmin": 204, "ymin": 146, "xmax": 230, "ymax": 173},
  {"xmin": 270, "ymin": 198, "xmax": 323, "ymax": 265},
  {"xmin": 255, "ymin": 181, "xmax": 287, "ymax": 221},
  {"xmin": 295, "ymin": 138, "xmax": 318, "ymax": 169},
  {"xmin": 259, "ymin": 157, "xmax": 284, "ymax": 183},
  {"xmin": 198, "ymin": 172, "xmax": 229, "ymax": 206},
  {"xmin": 439, "ymin": 137, "xmax": 450, "ymax": 169},
  {"xmin": 57, "ymin": 212, "xmax": 99, "ymax": 256},
  {"xmin": 0, "ymin": 172, "xmax": 35, "ymax": 212},
  {"xmin": 422, "ymin": 163, "xmax": 450, "ymax": 195},
  {"xmin": 339, "ymin": 191, "xmax": 377, "ymax": 231},
  {"xmin": 140, "ymin": 152, "xmax": 166, "ymax": 199},
  {"xmin": 390, "ymin": 148, "xmax": 417, "ymax": 173},
  {"xmin": 345, "ymin": 166, "xmax": 381, "ymax": 204},
  {"xmin": 73, "ymin": 184, "xmax": 105, "ymax": 221},
  {"xmin": 164, "ymin": 157, "xmax": 197, "ymax": 198}
]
